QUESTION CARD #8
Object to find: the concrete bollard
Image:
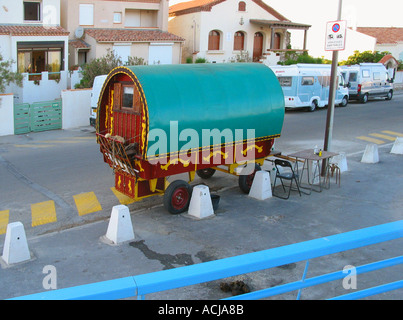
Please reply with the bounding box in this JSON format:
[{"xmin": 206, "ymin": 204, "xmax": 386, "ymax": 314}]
[
  {"xmin": 1, "ymin": 222, "xmax": 31, "ymax": 265},
  {"xmin": 104, "ymin": 205, "xmax": 135, "ymax": 245},
  {"xmin": 188, "ymin": 185, "xmax": 214, "ymax": 219},
  {"xmin": 331, "ymin": 152, "xmax": 348, "ymax": 172},
  {"xmin": 361, "ymin": 144, "xmax": 379, "ymax": 163},
  {"xmin": 391, "ymin": 137, "xmax": 403, "ymax": 155},
  {"xmin": 249, "ymin": 171, "xmax": 272, "ymax": 200}
]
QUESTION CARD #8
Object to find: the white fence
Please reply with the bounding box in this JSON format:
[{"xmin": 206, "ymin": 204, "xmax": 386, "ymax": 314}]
[
  {"xmin": 0, "ymin": 94, "xmax": 15, "ymax": 136},
  {"xmin": 0, "ymin": 88, "xmax": 92, "ymax": 137}
]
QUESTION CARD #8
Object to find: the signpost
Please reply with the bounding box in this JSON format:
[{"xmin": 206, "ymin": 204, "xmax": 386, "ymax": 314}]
[{"xmin": 322, "ymin": 0, "xmax": 345, "ymax": 176}]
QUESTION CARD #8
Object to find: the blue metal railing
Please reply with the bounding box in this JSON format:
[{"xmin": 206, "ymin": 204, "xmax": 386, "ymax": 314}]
[{"xmin": 11, "ymin": 220, "xmax": 403, "ymax": 300}]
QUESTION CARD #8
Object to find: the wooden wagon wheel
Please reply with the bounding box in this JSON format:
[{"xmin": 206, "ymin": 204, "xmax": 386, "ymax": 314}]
[{"xmin": 163, "ymin": 180, "xmax": 192, "ymax": 214}]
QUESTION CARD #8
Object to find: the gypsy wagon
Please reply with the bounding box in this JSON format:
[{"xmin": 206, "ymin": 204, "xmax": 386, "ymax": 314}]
[{"xmin": 96, "ymin": 63, "xmax": 284, "ymax": 214}]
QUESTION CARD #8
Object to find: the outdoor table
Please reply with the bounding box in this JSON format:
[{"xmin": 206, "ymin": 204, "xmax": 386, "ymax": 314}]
[{"xmin": 287, "ymin": 149, "xmax": 339, "ymax": 193}]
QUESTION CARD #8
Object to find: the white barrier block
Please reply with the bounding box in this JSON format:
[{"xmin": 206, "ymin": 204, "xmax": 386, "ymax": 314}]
[
  {"xmin": 331, "ymin": 152, "xmax": 348, "ymax": 172},
  {"xmin": 249, "ymin": 171, "xmax": 272, "ymax": 200},
  {"xmin": 361, "ymin": 144, "xmax": 379, "ymax": 163},
  {"xmin": 391, "ymin": 137, "xmax": 403, "ymax": 155},
  {"xmin": 1, "ymin": 222, "xmax": 31, "ymax": 265},
  {"xmin": 104, "ymin": 205, "xmax": 135, "ymax": 245},
  {"xmin": 188, "ymin": 185, "xmax": 214, "ymax": 219}
]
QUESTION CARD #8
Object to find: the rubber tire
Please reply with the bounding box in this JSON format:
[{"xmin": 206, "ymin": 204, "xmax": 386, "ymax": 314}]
[
  {"xmin": 339, "ymin": 96, "xmax": 348, "ymax": 107},
  {"xmin": 308, "ymin": 100, "xmax": 317, "ymax": 112},
  {"xmin": 163, "ymin": 180, "xmax": 192, "ymax": 214},
  {"xmin": 360, "ymin": 93, "xmax": 368, "ymax": 104},
  {"xmin": 386, "ymin": 90, "xmax": 393, "ymax": 101},
  {"xmin": 238, "ymin": 163, "xmax": 261, "ymax": 194},
  {"xmin": 196, "ymin": 168, "xmax": 216, "ymax": 179}
]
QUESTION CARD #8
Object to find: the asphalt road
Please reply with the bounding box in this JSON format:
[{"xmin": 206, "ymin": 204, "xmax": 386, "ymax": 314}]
[
  {"xmin": 0, "ymin": 94, "xmax": 402, "ymax": 240},
  {"xmin": 1, "ymin": 93, "xmax": 403, "ymax": 300}
]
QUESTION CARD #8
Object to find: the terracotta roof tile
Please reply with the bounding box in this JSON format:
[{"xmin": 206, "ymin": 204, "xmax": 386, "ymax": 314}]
[
  {"xmin": 69, "ymin": 39, "xmax": 91, "ymax": 49},
  {"xmin": 169, "ymin": 0, "xmax": 289, "ymax": 21},
  {"xmin": 356, "ymin": 27, "xmax": 403, "ymax": 44},
  {"xmin": 85, "ymin": 28, "xmax": 184, "ymax": 42},
  {"xmin": 0, "ymin": 24, "xmax": 69, "ymax": 36}
]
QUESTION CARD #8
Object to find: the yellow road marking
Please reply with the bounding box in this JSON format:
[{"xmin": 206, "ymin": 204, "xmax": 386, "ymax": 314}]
[
  {"xmin": 41, "ymin": 140, "xmax": 81, "ymax": 144},
  {"xmin": 356, "ymin": 136, "xmax": 385, "ymax": 144},
  {"xmin": 0, "ymin": 210, "xmax": 10, "ymax": 235},
  {"xmin": 381, "ymin": 131, "xmax": 403, "ymax": 137},
  {"xmin": 369, "ymin": 133, "xmax": 397, "ymax": 141},
  {"xmin": 31, "ymin": 200, "xmax": 57, "ymax": 227},
  {"xmin": 111, "ymin": 187, "xmax": 135, "ymax": 205},
  {"xmin": 73, "ymin": 192, "xmax": 102, "ymax": 216},
  {"xmin": 14, "ymin": 144, "xmax": 56, "ymax": 148}
]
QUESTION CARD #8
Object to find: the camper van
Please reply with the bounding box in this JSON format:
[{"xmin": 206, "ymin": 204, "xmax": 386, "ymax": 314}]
[
  {"xmin": 90, "ymin": 75, "xmax": 108, "ymax": 126},
  {"xmin": 269, "ymin": 64, "xmax": 349, "ymax": 112},
  {"xmin": 339, "ymin": 63, "xmax": 393, "ymax": 103}
]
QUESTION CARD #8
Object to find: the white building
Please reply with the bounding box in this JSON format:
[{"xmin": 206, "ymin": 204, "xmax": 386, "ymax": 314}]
[
  {"xmin": 0, "ymin": 0, "xmax": 70, "ymax": 104},
  {"xmin": 168, "ymin": 0, "xmax": 310, "ymax": 64}
]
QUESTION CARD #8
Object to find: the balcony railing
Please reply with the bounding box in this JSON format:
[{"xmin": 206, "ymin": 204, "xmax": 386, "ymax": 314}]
[{"xmin": 10, "ymin": 219, "xmax": 403, "ymax": 300}]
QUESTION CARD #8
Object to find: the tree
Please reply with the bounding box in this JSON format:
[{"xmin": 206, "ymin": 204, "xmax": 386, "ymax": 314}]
[
  {"xmin": 339, "ymin": 50, "xmax": 391, "ymax": 66},
  {"xmin": 277, "ymin": 52, "xmax": 331, "ymax": 65},
  {"xmin": 75, "ymin": 50, "xmax": 147, "ymax": 89},
  {"xmin": 0, "ymin": 54, "xmax": 23, "ymax": 93}
]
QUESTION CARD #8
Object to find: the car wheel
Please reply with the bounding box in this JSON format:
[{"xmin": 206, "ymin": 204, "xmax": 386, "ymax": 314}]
[
  {"xmin": 339, "ymin": 96, "xmax": 348, "ymax": 107},
  {"xmin": 238, "ymin": 163, "xmax": 261, "ymax": 194},
  {"xmin": 360, "ymin": 93, "xmax": 368, "ymax": 104},
  {"xmin": 386, "ymin": 90, "xmax": 393, "ymax": 100},
  {"xmin": 308, "ymin": 100, "xmax": 317, "ymax": 112}
]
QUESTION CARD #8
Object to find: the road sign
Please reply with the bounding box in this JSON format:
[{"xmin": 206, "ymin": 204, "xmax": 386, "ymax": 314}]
[{"xmin": 325, "ymin": 20, "xmax": 347, "ymax": 51}]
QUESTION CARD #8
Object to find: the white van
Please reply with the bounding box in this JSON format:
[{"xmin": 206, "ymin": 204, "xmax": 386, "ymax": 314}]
[
  {"xmin": 269, "ymin": 64, "xmax": 349, "ymax": 112},
  {"xmin": 90, "ymin": 75, "xmax": 108, "ymax": 126},
  {"xmin": 339, "ymin": 63, "xmax": 393, "ymax": 103}
]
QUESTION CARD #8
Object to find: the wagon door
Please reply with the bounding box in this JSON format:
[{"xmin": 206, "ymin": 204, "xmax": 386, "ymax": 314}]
[{"xmin": 112, "ymin": 80, "xmax": 142, "ymax": 148}]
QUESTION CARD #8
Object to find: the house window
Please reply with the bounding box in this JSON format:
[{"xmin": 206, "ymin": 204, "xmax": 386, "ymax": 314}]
[
  {"xmin": 17, "ymin": 42, "xmax": 64, "ymax": 81},
  {"xmin": 113, "ymin": 12, "xmax": 122, "ymax": 24},
  {"xmin": 24, "ymin": 1, "xmax": 41, "ymax": 21},
  {"xmin": 79, "ymin": 4, "xmax": 94, "ymax": 26},
  {"xmin": 233, "ymin": 31, "xmax": 245, "ymax": 50},
  {"xmin": 208, "ymin": 30, "xmax": 220, "ymax": 50},
  {"xmin": 238, "ymin": 1, "xmax": 246, "ymax": 11}
]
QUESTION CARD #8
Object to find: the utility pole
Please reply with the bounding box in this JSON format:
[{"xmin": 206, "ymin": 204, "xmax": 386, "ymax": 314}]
[{"xmin": 322, "ymin": 0, "xmax": 343, "ymax": 176}]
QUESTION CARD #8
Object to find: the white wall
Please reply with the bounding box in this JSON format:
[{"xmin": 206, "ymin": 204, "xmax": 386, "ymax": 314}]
[
  {"xmin": 0, "ymin": 0, "xmax": 61, "ymax": 25},
  {"xmin": 61, "ymin": 89, "xmax": 91, "ymax": 129},
  {"xmin": 0, "ymin": 94, "xmax": 14, "ymax": 136},
  {"xmin": 10, "ymin": 71, "xmax": 68, "ymax": 104}
]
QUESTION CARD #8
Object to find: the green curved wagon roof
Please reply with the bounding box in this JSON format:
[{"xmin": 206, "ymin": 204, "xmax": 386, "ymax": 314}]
[{"xmin": 111, "ymin": 63, "xmax": 284, "ymax": 158}]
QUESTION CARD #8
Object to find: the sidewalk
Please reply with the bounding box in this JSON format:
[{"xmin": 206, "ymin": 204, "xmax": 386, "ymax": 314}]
[{"xmin": 1, "ymin": 142, "xmax": 403, "ymax": 300}]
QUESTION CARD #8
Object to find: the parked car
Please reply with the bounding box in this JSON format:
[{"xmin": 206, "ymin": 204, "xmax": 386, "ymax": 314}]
[
  {"xmin": 269, "ymin": 64, "xmax": 349, "ymax": 112},
  {"xmin": 90, "ymin": 75, "xmax": 108, "ymax": 126},
  {"xmin": 340, "ymin": 63, "xmax": 393, "ymax": 103}
]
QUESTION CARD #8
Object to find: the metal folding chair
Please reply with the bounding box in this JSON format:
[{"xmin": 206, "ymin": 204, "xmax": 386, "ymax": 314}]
[{"xmin": 273, "ymin": 159, "xmax": 302, "ymax": 199}]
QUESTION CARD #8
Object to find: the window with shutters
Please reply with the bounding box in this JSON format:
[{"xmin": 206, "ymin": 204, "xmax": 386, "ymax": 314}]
[
  {"xmin": 208, "ymin": 30, "xmax": 220, "ymax": 50},
  {"xmin": 233, "ymin": 31, "xmax": 245, "ymax": 50},
  {"xmin": 113, "ymin": 83, "xmax": 141, "ymax": 113},
  {"xmin": 238, "ymin": 1, "xmax": 246, "ymax": 11}
]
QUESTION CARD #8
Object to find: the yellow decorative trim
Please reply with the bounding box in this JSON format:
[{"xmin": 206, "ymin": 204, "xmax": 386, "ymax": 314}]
[
  {"xmin": 160, "ymin": 158, "xmax": 191, "ymax": 171},
  {"xmin": 242, "ymin": 144, "xmax": 263, "ymax": 155},
  {"xmin": 202, "ymin": 150, "xmax": 228, "ymax": 162}
]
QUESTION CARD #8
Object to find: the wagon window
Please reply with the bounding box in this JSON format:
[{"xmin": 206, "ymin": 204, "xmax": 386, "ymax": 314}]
[
  {"xmin": 113, "ymin": 83, "xmax": 141, "ymax": 113},
  {"xmin": 362, "ymin": 69, "xmax": 370, "ymax": 78}
]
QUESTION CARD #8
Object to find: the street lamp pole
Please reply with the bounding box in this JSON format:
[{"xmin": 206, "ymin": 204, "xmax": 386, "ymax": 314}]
[{"xmin": 322, "ymin": 0, "xmax": 343, "ymax": 176}]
